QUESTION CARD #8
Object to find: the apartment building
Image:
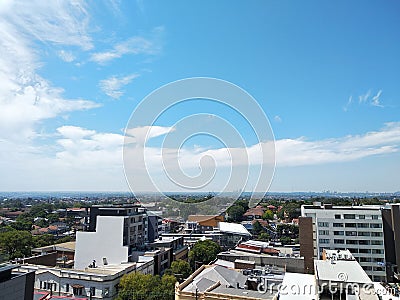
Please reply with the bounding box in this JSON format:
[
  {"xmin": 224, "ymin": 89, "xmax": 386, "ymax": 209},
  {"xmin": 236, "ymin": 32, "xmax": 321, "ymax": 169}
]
[
  {"xmin": 86, "ymin": 205, "xmax": 147, "ymax": 250},
  {"xmin": 300, "ymin": 203, "xmax": 386, "ymax": 281}
]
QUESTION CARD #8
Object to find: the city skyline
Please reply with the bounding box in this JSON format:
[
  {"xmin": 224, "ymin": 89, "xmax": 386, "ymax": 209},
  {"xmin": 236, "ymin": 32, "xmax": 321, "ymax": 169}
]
[{"xmin": 0, "ymin": 1, "xmax": 399, "ymax": 192}]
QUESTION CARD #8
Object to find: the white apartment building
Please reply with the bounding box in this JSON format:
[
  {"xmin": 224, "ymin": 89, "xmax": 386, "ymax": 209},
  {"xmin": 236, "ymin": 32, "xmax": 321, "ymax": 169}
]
[{"xmin": 301, "ymin": 203, "xmax": 386, "ymax": 282}]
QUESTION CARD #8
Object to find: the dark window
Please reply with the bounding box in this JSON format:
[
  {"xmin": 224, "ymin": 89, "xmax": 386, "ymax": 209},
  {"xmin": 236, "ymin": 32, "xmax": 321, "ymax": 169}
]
[
  {"xmin": 334, "ymin": 239, "xmax": 345, "ymax": 244},
  {"xmin": 359, "ymin": 240, "xmax": 370, "ymax": 245},
  {"xmin": 335, "ymin": 214, "xmax": 341, "ymax": 219},
  {"xmin": 344, "ymin": 214, "xmax": 355, "ymax": 219}
]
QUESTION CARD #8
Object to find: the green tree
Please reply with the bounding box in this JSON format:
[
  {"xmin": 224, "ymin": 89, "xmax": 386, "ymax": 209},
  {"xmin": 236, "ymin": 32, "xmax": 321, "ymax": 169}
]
[
  {"xmin": 189, "ymin": 240, "xmax": 221, "ymax": 269},
  {"xmin": 12, "ymin": 213, "xmax": 33, "ymax": 231},
  {"xmin": 117, "ymin": 272, "xmax": 176, "ymax": 300},
  {"xmin": 252, "ymin": 220, "xmax": 264, "ymax": 235},
  {"xmin": 262, "ymin": 210, "xmax": 274, "ymax": 220},
  {"xmin": 32, "ymin": 234, "xmax": 55, "ymax": 248},
  {"xmin": 47, "ymin": 213, "xmax": 60, "ymax": 224},
  {"xmin": 227, "ymin": 205, "xmax": 245, "ymax": 222},
  {"xmin": 280, "ymin": 236, "xmax": 292, "ymax": 245},
  {"xmin": 258, "ymin": 232, "xmax": 270, "ymax": 241},
  {"xmin": 0, "ymin": 230, "xmax": 32, "ymax": 259},
  {"xmin": 168, "ymin": 259, "xmax": 192, "ymax": 281}
]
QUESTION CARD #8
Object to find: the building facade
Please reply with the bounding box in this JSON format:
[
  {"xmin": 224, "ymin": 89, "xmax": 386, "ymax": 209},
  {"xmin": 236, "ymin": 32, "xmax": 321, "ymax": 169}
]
[{"xmin": 300, "ymin": 203, "xmax": 386, "ymax": 281}]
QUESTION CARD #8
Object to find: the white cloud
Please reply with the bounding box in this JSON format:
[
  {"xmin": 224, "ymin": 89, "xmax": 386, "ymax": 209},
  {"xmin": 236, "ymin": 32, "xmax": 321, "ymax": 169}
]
[
  {"xmin": 274, "ymin": 115, "xmax": 282, "ymax": 122},
  {"xmin": 90, "ymin": 27, "xmax": 164, "ymax": 64},
  {"xmin": 0, "ymin": 0, "xmax": 93, "ymax": 50},
  {"xmin": 99, "ymin": 74, "xmax": 139, "ymax": 99},
  {"xmin": 58, "ymin": 50, "xmax": 75, "ymax": 62},
  {"xmin": 1, "ymin": 122, "xmax": 399, "ymax": 191},
  {"xmin": 358, "ymin": 90, "xmax": 371, "ymax": 104},
  {"xmin": 371, "ymin": 90, "xmax": 383, "ymax": 107},
  {"xmin": 345, "ymin": 90, "xmax": 384, "ymax": 111},
  {"xmin": 0, "ymin": 0, "xmax": 99, "ymax": 141}
]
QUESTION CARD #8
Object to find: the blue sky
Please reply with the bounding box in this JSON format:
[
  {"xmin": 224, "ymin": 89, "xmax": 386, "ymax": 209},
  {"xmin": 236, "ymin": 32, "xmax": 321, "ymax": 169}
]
[{"xmin": 0, "ymin": 0, "xmax": 399, "ymax": 192}]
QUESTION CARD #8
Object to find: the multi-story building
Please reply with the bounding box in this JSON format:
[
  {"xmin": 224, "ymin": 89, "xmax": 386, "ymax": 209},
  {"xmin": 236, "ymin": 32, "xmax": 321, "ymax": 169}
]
[
  {"xmin": 85, "ymin": 205, "xmax": 146, "ymax": 251},
  {"xmin": 146, "ymin": 211, "xmax": 163, "ymax": 243},
  {"xmin": 300, "ymin": 203, "xmax": 386, "ymax": 281}
]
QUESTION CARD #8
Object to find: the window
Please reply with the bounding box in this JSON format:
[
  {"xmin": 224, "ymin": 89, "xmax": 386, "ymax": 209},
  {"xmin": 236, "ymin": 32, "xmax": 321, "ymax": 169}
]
[
  {"xmin": 345, "ymin": 223, "xmax": 356, "ymax": 227},
  {"xmin": 344, "ymin": 214, "xmax": 355, "ymax": 219},
  {"xmin": 333, "ymin": 223, "xmax": 343, "ymax": 227},
  {"xmin": 66, "ymin": 284, "xmax": 69, "ymax": 293},
  {"xmin": 90, "ymin": 287, "xmax": 96, "ymax": 296},
  {"xmin": 360, "ymin": 257, "xmax": 372, "ymax": 262},
  {"xmin": 346, "ymin": 231, "xmax": 357, "ymax": 236},
  {"xmin": 348, "ymin": 248, "xmax": 358, "ymax": 253},
  {"xmin": 371, "ymin": 232, "xmax": 382, "ymax": 237},
  {"xmin": 373, "ymin": 257, "xmax": 384, "ymax": 263},
  {"xmin": 334, "ymin": 231, "xmax": 344, "ymax": 236},
  {"xmin": 358, "ymin": 232, "xmax": 370, "ymax": 237},
  {"xmin": 319, "ymin": 238, "xmax": 330, "ymax": 244},
  {"xmin": 359, "ymin": 249, "xmax": 371, "ymax": 254},
  {"xmin": 372, "ymin": 215, "xmax": 379, "ymax": 220},
  {"xmin": 346, "ymin": 240, "xmax": 358, "ymax": 245},
  {"xmin": 358, "ymin": 215, "xmax": 365, "ymax": 219},
  {"xmin": 359, "ymin": 240, "xmax": 370, "ymax": 245},
  {"xmin": 372, "ymin": 249, "xmax": 383, "ymax": 254},
  {"xmin": 318, "ymin": 222, "xmax": 329, "ymax": 227},
  {"xmin": 370, "ymin": 223, "xmax": 382, "ymax": 228},
  {"xmin": 319, "ymin": 230, "xmax": 329, "ymax": 235},
  {"xmin": 371, "ymin": 240, "xmax": 383, "ymax": 245},
  {"xmin": 334, "ymin": 239, "xmax": 345, "ymax": 244},
  {"xmin": 73, "ymin": 286, "xmax": 84, "ymax": 296},
  {"xmin": 363, "ymin": 266, "xmax": 373, "ymax": 271},
  {"xmin": 103, "ymin": 288, "xmax": 110, "ymax": 297},
  {"xmin": 374, "ymin": 266, "xmax": 384, "ymax": 272},
  {"xmin": 335, "ymin": 214, "xmax": 341, "ymax": 219},
  {"xmin": 357, "ymin": 223, "xmax": 369, "ymax": 228}
]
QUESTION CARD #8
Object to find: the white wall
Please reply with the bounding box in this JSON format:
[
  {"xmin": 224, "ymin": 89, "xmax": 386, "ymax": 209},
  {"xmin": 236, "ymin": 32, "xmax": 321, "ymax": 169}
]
[{"xmin": 74, "ymin": 216, "xmax": 129, "ymax": 270}]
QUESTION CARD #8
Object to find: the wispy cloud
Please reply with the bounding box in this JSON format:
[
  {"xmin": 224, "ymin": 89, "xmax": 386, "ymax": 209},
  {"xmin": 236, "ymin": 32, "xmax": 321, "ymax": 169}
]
[
  {"xmin": 90, "ymin": 27, "xmax": 164, "ymax": 65},
  {"xmin": 58, "ymin": 50, "xmax": 75, "ymax": 62},
  {"xmin": 344, "ymin": 89, "xmax": 384, "ymax": 111},
  {"xmin": 343, "ymin": 96, "xmax": 352, "ymax": 112},
  {"xmin": 358, "ymin": 90, "xmax": 371, "ymax": 104},
  {"xmin": 1, "ymin": 0, "xmax": 93, "ymax": 50},
  {"xmin": 0, "ymin": 0, "xmax": 99, "ymax": 141},
  {"xmin": 99, "ymin": 74, "xmax": 139, "ymax": 99},
  {"xmin": 371, "ymin": 90, "xmax": 383, "ymax": 107},
  {"xmin": 274, "ymin": 115, "xmax": 282, "ymax": 122}
]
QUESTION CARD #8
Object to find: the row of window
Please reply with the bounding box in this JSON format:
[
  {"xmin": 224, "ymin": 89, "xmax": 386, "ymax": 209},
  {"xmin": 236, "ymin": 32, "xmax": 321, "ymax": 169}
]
[
  {"xmin": 39, "ymin": 282, "xmax": 109, "ymax": 297},
  {"xmin": 319, "ymin": 238, "xmax": 383, "ymax": 245},
  {"xmin": 319, "ymin": 230, "xmax": 382, "ymax": 237},
  {"xmin": 334, "ymin": 214, "xmax": 380, "ymax": 220},
  {"xmin": 319, "ymin": 222, "xmax": 382, "ymax": 228}
]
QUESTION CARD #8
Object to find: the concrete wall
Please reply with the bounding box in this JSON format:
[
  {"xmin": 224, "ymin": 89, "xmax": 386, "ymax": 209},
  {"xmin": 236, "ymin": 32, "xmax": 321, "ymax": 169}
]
[
  {"xmin": 74, "ymin": 216, "xmax": 128, "ymax": 270},
  {"xmin": 23, "ymin": 252, "xmax": 57, "ymax": 267}
]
